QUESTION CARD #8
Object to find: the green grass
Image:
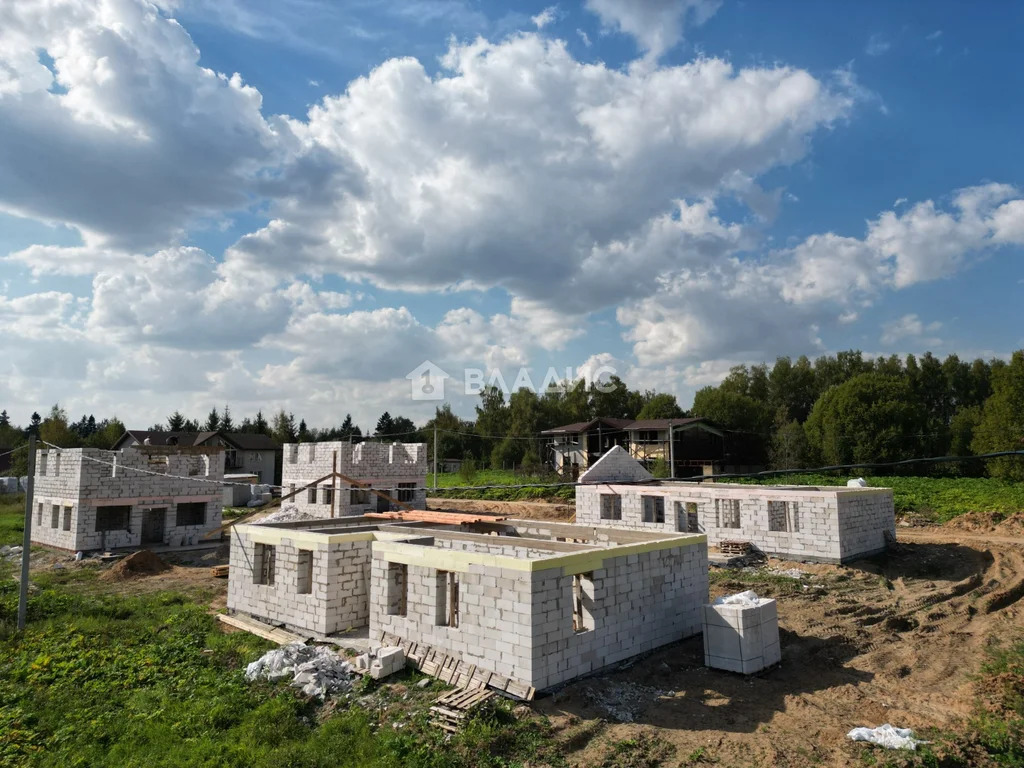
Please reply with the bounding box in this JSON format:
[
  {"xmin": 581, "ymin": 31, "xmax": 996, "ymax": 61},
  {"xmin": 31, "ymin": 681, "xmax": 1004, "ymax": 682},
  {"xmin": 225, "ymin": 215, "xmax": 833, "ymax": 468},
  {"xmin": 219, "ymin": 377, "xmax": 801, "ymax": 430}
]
[
  {"xmin": 429, "ymin": 470, "xmax": 574, "ymax": 502},
  {"xmin": 708, "ymin": 567, "xmax": 808, "ymax": 597},
  {"xmin": 746, "ymin": 474, "xmax": 1024, "ymax": 524},
  {"xmin": 0, "ymin": 496, "xmax": 25, "ymax": 547},
  {"xmin": 0, "ymin": 566, "xmax": 563, "ymax": 768}
]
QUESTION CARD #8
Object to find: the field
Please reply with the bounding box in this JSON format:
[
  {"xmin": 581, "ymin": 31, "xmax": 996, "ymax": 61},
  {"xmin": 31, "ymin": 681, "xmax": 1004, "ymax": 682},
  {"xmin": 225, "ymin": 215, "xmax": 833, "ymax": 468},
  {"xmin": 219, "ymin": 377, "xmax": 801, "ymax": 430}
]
[
  {"xmin": 429, "ymin": 470, "xmax": 1024, "ymax": 524},
  {"xmin": 429, "ymin": 469, "xmax": 575, "ymax": 502},
  {"xmin": 2, "ymin": 494, "xmax": 1023, "ymax": 767},
  {"xmin": 748, "ymin": 473, "xmax": 1024, "ymax": 524}
]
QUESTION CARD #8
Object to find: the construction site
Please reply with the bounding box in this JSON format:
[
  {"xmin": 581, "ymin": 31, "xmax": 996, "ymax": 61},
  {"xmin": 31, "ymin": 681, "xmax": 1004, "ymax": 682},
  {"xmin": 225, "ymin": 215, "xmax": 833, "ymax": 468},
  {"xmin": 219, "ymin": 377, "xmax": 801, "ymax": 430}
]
[{"xmin": 3, "ymin": 436, "xmax": 1023, "ymax": 767}]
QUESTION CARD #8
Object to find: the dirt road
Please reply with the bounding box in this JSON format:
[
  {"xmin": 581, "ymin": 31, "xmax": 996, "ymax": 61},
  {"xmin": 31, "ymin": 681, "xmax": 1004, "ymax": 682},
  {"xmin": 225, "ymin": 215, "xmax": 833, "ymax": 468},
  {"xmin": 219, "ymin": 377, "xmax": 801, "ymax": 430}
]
[{"xmin": 538, "ymin": 525, "xmax": 1024, "ymax": 767}]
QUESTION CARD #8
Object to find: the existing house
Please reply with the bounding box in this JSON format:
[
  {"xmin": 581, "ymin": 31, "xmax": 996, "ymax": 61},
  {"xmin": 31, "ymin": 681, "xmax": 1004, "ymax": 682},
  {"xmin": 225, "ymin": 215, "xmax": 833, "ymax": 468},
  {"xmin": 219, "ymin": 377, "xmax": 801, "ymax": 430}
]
[
  {"xmin": 281, "ymin": 441, "xmax": 428, "ymax": 518},
  {"xmin": 574, "ymin": 447, "xmax": 895, "ymax": 564},
  {"xmin": 114, "ymin": 431, "xmax": 282, "ymax": 485},
  {"xmin": 30, "ymin": 445, "xmax": 224, "ymax": 552},
  {"xmin": 227, "ymin": 514, "xmax": 708, "ymax": 692},
  {"xmin": 541, "ymin": 417, "xmax": 763, "ymax": 478}
]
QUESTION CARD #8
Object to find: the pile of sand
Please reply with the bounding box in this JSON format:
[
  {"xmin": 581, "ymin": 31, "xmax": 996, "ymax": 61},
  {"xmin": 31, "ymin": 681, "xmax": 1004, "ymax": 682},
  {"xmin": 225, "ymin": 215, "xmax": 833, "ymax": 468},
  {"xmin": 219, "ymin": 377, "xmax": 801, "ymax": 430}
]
[
  {"xmin": 946, "ymin": 511, "xmax": 1024, "ymax": 537},
  {"xmin": 99, "ymin": 549, "xmax": 171, "ymax": 581}
]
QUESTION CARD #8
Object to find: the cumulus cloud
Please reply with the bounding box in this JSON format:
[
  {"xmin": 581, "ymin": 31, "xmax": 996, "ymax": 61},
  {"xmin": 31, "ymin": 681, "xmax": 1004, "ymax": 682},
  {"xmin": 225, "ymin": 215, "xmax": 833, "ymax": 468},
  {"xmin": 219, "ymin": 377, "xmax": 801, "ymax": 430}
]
[
  {"xmin": 227, "ymin": 35, "xmax": 854, "ymax": 311},
  {"xmin": 880, "ymin": 314, "xmax": 943, "ymax": 347},
  {"xmin": 585, "ymin": 0, "xmax": 721, "ymax": 59},
  {"xmin": 0, "ymin": 0, "xmax": 287, "ymax": 250}
]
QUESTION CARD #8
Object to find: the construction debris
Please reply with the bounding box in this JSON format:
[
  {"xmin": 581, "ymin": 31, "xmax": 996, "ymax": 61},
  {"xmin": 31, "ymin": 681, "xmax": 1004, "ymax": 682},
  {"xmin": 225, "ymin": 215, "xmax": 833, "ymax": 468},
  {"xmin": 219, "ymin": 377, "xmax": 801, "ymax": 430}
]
[
  {"xmin": 429, "ymin": 687, "xmax": 495, "ymax": 732},
  {"xmin": 848, "ymin": 724, "xmax": 926, "ymax": 750},
  {"xmin": 257, "ymin": 505, "xmax": 320, "ymax": 524},
  {"xmin": 583, "ymin": 680, "xmax": 666, "ymax": 723},
  {"xmin": 245, "ymin": 643, "xmax": 354, "ymax": 699},
  {"xmin": 352, "ymin": 645, "xmax": 406, "ymax": 680},
  {"xmin": 0, "ymin": 545, "xmax": 23, "ymax": 563}
]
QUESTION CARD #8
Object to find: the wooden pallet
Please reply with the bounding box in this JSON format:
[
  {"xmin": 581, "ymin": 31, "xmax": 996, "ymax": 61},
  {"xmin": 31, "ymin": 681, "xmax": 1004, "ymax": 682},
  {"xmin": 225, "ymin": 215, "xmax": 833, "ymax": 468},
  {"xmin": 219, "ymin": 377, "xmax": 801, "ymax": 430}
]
[
  {"xmin": 210, "ymin": 564, "xmax": 230, "ymax": 578},
  {"xmin": 719, "ymin": 540, "xmax": 752, "ymax": 556},
  {"xmin": 429, "ymin": 687, "xmax": 495, "ymax": 732},
  {"xmin": 380, "ymin": 631, "xmax": 535, "ymax": 701}
]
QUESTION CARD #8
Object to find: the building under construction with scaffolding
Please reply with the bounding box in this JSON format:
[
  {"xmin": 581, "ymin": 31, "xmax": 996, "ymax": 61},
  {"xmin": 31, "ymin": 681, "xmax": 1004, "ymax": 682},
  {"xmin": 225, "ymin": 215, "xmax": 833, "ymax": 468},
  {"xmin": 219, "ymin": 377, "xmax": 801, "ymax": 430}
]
[{"xmin": 29, "ymin": 445, "xmax": 225, "ymax": 551}]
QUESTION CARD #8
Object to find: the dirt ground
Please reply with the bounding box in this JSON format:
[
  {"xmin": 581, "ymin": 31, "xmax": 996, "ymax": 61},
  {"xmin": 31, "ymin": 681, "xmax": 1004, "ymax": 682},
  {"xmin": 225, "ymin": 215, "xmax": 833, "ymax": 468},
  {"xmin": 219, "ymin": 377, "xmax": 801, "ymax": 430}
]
[
  {"xmin": 29, "ymin": 502, "xmax": 1023, "ymax": 766},
  {"xmin": 427, "ymin": 496, "xmax": 576, "ymax": 520}
]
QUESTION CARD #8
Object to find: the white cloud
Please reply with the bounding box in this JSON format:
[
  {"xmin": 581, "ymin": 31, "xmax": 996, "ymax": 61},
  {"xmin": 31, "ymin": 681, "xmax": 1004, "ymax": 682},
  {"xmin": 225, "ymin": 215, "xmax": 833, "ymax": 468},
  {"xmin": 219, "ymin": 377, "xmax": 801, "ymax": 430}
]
[
  {"xmin": 531, "ymin": 6, "xmax": 557, "ymax": 29},
  {"xmin": 865, "ymin": 33, "xmax": 891, "ymax": 56},
  {"xmin": 0, "ymin": 0, "xmax": 288, "ymax": 251},
  {"xmin": 585, "ymin": 0, "xmax": 721, "ymax": 59},
  {"xmin": 880, "ymin": 314, "xmax": 943, "ymax": 347},
  {"xmin": 227, "ymin": 36, "xmax": 854, "ymax": 312},
  {"xmin": 576, "ymin": 28, "xmax": 592, "ymax": 47}
]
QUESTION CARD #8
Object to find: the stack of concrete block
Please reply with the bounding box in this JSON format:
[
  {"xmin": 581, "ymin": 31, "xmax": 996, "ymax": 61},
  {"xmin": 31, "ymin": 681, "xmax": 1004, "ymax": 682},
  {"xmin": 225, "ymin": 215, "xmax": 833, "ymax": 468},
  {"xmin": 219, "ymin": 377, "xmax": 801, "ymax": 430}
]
[
  {"xmin": 703, "ymin": 591, "xmax": 780, "ymax": 674},
  {"xmin": 369, "ymin": 646, "xmax": 406, "ymax": 679}
]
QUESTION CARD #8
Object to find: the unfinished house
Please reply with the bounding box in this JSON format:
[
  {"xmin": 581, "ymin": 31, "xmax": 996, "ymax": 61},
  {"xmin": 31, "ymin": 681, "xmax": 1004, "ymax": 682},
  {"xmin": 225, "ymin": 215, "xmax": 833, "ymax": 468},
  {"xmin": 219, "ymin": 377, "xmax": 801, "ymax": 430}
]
[
  {"xmin": 227, "ymin": 516, "xmax": 708, "ymax": 691},
  {"xmin": 542, "ymin": 417, "xmax": 764, "ymax": 478},
  {"xmin": 575, "ymin": 447, "xmax": 895, "ymax": 563},
  {"xmin": 280, "ymin": 441, "xmax": 428, "ymax": 518},
  {"xmin": 30, "ymin": 446, "xmax": 224, "ymax": 552}
]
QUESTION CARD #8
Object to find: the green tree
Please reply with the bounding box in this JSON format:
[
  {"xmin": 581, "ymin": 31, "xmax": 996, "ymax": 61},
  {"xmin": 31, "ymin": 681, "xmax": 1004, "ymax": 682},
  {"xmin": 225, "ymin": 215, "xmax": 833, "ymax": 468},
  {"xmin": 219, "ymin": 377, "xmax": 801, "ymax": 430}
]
[
  {"xmin": 949, "ymin": 405, "xmax": 984, "ymax": 476},
  {"xmin": 635, "ymin": 393, "xmax": 685, "ymax": 420},
  {"xmin": 769, "ymin": 419, "xmax": 809, "ymax": 470},
  {"xmin": 167, "ymin": 411, "xmax": 186, "ymax": 431},
  {"xmin": 490, "ymin": 437, "xmax": 521, "ymax": 469},
  {"xmin": 804, "ymin": 373, "xmax": 927, "ymax": 465},
  {"xmin": 972, "ymin": 351, "xmax": 1024, "ymax": 480},
  {"xmin": 204, "ymin": 406, "xmax": 220, "ymax": 432},
  {"xmin": 271, "ymin": 410, "xmax": 297, "ymax": 443},
  {"xmin": 39, "ymin": 404, "xmax": 82, "ymax": 449},
  {"xmin": 375, "ymin": 412, "xmax": 395, "ymax": 436},
  {"xmin": 588, "ymin": 375, "xmax": 642, "ymax": 419},
  {"xmin": 691, "ymin": 388, "xmax": 772, "ymax": 433},
  {"xmin": 475, "ymin": 386, "xmax": 509, "ymax": 437},
  {"xmin": 86, "ymin": 418, "xmax": 126, "ymax": 449},
  {"xmin": 220, "ymin": 404, "xmax": 234, "ymax": 432},
  {"xmin": 0, "ymin": 410, "xmax": 8, "ymax": 428}
]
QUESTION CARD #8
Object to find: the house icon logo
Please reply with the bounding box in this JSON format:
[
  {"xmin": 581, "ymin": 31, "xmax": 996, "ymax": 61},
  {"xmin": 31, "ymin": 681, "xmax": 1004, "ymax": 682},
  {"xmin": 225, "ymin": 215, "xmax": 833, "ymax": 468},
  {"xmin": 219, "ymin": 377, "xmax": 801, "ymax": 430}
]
[{"xmin": 406, "ymin": 360, "xmax": 449, "ymax": 401}]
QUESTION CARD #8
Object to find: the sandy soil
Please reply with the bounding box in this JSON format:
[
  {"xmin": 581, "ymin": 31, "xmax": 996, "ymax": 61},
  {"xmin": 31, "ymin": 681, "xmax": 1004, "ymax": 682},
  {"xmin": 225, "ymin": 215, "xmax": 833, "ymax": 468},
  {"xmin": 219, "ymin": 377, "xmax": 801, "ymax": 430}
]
[
  {"xmin": 427, "ymin": 497, "xmax": 575, "ymax": 520},
  {"xmin": 536, "ymin": 526, "xmax": 1024, "ymax": 767}
]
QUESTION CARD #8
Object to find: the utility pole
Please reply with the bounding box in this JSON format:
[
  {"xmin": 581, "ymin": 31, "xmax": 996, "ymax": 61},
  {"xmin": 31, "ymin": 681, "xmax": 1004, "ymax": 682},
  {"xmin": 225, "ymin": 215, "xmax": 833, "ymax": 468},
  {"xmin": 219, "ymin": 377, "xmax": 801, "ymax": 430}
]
[
  {"xmin": 433, "ymin": 424, "xmax": 438, "ymax": 490},
  {"xmin": 17, "ymin": 434, "xmax": 36, "ymax": 631},
  {"xmin": 668, "ymin": 421, "xmax": 675, "ymax": 479}
]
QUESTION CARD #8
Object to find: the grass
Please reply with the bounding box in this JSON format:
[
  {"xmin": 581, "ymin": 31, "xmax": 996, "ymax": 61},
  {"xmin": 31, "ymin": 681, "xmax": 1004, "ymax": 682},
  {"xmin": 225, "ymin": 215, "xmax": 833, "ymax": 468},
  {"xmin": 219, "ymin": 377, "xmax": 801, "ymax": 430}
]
[
  {"xmin": 0, "ymin": 564, "xmax": 564, "ymax": 768},
  {"xmin": 746, "ymin": 474, "xmax": 1024, "ymax": 524},
  {"xmin": 0, "ymin": 496, "xmax": 25, "ymax": 547},
  {"xmin": 429, "ymin": 470, "xmax": 574, "ymax": 502}
]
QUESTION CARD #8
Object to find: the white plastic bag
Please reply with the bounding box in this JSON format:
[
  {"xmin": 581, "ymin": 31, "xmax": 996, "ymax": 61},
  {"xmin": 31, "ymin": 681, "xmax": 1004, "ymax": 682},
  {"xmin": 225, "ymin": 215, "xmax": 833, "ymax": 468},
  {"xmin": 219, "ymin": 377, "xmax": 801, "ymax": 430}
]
[{"xmin": 848, "ymin": 724, "xmax": 925, "ymax": 750}]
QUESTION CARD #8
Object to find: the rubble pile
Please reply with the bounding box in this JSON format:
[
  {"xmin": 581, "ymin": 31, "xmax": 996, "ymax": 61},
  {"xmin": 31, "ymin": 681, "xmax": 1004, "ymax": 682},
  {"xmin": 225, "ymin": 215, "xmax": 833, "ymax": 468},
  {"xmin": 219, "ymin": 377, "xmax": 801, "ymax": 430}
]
[
  {"xmin": 258, "ymin": 505, "xmax": 320, "ymax": 524},
  {"xmin": 245, "ymin": 643, "xmax": 354, "ymax": 699},
  {"xmin": 583, "ymin": 680, "xmax": 667, "ymax": 722},
  {"xmin": 0, "ymin": 545, "xmax": 23, "ymax": 563}
]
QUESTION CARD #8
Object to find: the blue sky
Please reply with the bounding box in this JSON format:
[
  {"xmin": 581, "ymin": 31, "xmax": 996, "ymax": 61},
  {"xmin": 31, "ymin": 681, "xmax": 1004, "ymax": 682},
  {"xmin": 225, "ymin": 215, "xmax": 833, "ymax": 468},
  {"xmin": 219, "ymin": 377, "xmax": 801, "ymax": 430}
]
[{"xmin": 0, "ymin": 0, "xmax": 1021, "ymax": 431}]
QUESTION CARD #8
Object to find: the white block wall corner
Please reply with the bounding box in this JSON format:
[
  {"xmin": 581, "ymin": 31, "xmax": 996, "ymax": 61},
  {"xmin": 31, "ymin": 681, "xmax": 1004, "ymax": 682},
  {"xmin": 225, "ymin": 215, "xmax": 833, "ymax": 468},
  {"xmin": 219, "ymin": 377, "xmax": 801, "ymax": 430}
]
[{"xmin": 703, "ymin": 594, "xmax": 780, "ymax": 675}]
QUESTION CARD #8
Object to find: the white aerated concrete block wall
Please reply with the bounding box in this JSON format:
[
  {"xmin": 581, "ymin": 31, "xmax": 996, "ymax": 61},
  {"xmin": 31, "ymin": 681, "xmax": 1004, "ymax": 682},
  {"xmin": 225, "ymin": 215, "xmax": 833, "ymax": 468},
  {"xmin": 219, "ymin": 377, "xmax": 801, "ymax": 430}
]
[
  {"xmin": 227, "ymin": 524, "xmax": 373, "ymax": 636},
  {"xmin": 369, "ymin": 535, "xmax": 708, "ymax": 691},
  {"xmin": 31, "ymin": 447, "xmax": 223, "ymax": 552},
  {"xmin": 281, "ymin": 441, "xmax": 428, "ymax": 519},
  {"xmin": 703, "ymin": 598, "xmax": 780, "ymax": 674},
  {"xmin": 576, "ymin": 482, "xmax": 894, "ymax": 564}
]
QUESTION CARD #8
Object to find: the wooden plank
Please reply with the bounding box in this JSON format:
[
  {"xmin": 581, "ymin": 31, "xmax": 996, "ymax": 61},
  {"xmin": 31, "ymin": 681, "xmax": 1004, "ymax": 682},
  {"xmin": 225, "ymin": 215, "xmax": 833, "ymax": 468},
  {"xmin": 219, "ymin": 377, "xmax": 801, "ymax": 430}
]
[
  {"xmin": 210, "ymin": 565, "xmax": 229, "ymax": 578},
  {"xmin": 217, "ymin": 613, "xmax": 306, "ymax": 645}
]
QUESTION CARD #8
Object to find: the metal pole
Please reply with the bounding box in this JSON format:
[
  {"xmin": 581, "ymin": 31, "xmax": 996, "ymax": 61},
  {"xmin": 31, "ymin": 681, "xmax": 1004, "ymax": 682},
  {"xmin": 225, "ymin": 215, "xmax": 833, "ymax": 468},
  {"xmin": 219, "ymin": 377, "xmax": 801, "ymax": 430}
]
[
  {"xmin": 433, "ymin": 425, "xmax": 438, "ymax": 490},
  {"xmin": 17, "ymin": 434, "xmax": 36, "ymax": 631},
  {"xmin": 668, "ymin": 421, "xmax": 675, "ymax": 479}
]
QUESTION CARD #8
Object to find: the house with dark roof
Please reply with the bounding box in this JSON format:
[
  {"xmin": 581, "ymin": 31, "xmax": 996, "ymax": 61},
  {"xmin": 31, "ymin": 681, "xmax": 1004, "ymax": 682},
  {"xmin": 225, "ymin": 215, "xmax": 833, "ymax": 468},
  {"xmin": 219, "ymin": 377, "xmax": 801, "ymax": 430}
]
[
  {"xmin": 113, "ymin": 431, "xmax": 282, "ymax": 485},
  {"xmin": 541, "ymin": 417, "xmax": 764, "ymax": 479}
]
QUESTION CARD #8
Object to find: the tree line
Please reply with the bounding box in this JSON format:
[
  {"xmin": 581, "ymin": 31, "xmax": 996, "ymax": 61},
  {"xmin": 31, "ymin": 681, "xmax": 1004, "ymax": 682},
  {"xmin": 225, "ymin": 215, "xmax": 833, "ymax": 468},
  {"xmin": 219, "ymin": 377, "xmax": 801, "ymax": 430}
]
[{"xmin": 3, "ymin": 349, "xmax": 1023, "ymax": 479}]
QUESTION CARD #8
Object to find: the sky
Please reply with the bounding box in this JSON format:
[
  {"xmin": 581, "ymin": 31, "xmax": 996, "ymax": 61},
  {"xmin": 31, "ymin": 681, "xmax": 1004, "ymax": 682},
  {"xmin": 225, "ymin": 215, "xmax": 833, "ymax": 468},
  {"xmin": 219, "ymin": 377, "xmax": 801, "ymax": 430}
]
[{"xmin": 1, "ymin": 0, "xmax": 1022, "ymax": 433}]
